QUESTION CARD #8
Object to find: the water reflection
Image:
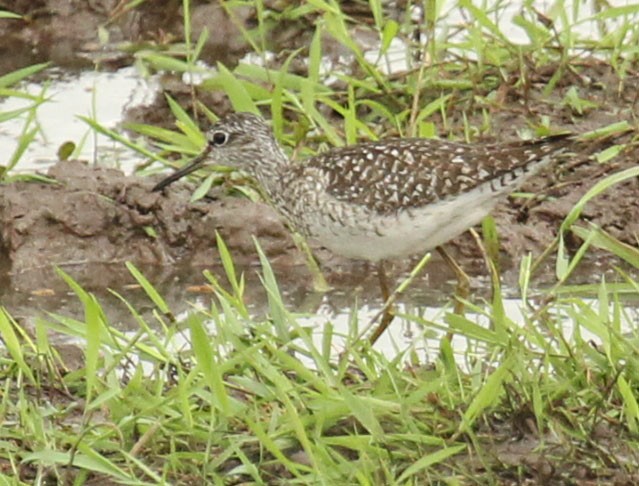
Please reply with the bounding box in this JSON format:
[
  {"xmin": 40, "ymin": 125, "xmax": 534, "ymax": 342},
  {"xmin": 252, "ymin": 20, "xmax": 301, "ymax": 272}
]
[{"xmin": 0, "ymin": 67, "xmax": 159, "ymax": 172}]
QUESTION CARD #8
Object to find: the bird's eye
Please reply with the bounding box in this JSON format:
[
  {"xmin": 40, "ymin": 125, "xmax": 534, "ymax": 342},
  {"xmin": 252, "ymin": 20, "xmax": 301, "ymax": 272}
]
[{"xmin": 211, "ymin": 131, "xmax": 228, "ymax": 146}]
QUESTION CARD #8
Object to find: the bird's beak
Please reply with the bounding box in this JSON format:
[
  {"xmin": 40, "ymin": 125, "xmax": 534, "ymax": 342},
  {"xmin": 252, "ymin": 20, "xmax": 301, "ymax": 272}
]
[{"xmin": 152, "ymin": 145, "xmax": 212, "ymax": 192}]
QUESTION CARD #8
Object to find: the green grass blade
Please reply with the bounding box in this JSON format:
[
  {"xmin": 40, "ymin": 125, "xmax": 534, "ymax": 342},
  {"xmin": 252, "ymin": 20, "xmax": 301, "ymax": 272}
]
[
  {"xmin": 208, "ymin": 63, "xmax": 259, "ymax": 114},
  {"xmin": 617, "ymin": 374, "xmax": 639, "ymax": 434},
  {"xmin": 397, "ymin": 444, "xmax": 466, "ymax": 482},
  {"xmin": 0, "ymin": 307, "xmax": 36, "ymax": 384},
  {"xmin": 254, "ymin": 237, "xmax": 291, "ymax": 341},
  {"xmin": 125, "ymin": 262, "xmax": 170, "ymax": 314},
  {"xmin": 0, "ymin": 62, "xmax": 49, "ymax": 88},
  {"xmin": 187, "ymin": 314, "xmax": 231, "ymax": 415},
  {"xmin": 560, "ymin": 166, "xmax": 639, "ymax": 232},
  {"xmin": 215, "ymin": 231, "xmax": 243, "ymax": 298},
  {"xmin": 83, "ymin": 295, "xmax": 103, "ymax": 404},
  {"xmin": 571, "ymin": 224, "xmax": 639, "ymax": 269},
  {"xmin": 459, "ymin": 355, "xmax": 514, "ymax": 433}
]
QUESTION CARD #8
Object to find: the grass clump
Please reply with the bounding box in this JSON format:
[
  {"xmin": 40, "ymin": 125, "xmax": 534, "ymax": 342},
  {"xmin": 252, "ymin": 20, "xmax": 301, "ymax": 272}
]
[
  {"xmin": 0, "ymin": 62, "xmax": 49, "ymax": 181},
  {"xmin": 2, "ymin": 235, "xmax": 639, "ymax": 484}
]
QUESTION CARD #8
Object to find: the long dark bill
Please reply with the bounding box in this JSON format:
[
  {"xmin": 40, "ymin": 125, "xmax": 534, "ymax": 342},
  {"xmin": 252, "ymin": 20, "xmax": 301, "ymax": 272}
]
[{"xmin": 152, "ymin": 145, "xmax": 212, "ymax": 192}]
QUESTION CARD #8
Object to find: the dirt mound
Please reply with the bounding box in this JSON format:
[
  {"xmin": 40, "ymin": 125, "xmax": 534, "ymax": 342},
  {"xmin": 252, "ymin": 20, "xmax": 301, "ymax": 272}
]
[{"xmin": 0, "ymin": 160, "xmax": 302, "ymax": 274}]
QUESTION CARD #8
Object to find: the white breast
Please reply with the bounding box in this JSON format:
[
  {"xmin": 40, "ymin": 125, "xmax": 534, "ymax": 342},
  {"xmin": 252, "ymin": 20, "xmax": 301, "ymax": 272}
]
[{"xmin": 304, "ymin": 182, "xmax": 503, "ymax": 262}]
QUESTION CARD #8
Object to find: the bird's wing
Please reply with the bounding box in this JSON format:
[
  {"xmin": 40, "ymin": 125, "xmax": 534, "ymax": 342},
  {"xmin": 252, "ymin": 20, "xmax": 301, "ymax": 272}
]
[{"xmin": 305, "ymin": 135, "xmax": 573, "ymax": 214}]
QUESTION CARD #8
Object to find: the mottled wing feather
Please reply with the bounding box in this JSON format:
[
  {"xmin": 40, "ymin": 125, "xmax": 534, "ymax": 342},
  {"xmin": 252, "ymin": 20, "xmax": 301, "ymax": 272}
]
[{"xmin": 305, "ymin": 135, "xmax": 573, "ymax": 214}]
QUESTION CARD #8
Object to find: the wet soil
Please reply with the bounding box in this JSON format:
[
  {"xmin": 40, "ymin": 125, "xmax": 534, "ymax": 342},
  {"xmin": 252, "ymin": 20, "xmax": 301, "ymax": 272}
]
[{"xmin": 0, "ymin": 160, "xmax": 302, "ymax": 271}]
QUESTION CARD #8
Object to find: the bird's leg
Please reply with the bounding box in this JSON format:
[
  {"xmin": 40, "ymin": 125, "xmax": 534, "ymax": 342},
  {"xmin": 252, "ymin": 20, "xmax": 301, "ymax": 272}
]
[
  {"xmin": 366, "ymin": 254, "xmax": 432, "ymax": 346},
  {"xmin": 436, "ymin": 246, "xmax": 470, "ymax": 320},
  {"xmin": 368, "ymin": 260, "xmax": 395, "ymax": 346},
  {"xmin": 292, "ymin": 233, "xmax": 331, "ymax": 292},
  {"xmin": 378, "ymin": 260, "xmax": 392, "ymax": 303}
]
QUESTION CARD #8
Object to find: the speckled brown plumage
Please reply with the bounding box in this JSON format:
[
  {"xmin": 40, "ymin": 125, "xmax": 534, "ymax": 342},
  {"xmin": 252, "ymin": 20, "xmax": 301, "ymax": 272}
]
[{"xmin": 309, "ymin": 134, "xmax": 573, "ymax": 214}]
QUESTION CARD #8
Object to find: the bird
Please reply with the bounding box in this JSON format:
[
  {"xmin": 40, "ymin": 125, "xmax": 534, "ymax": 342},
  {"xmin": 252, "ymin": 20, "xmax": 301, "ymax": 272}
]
[{"xmin": 152, "ymin": 112, "xmax": 574, "ymax": 344}]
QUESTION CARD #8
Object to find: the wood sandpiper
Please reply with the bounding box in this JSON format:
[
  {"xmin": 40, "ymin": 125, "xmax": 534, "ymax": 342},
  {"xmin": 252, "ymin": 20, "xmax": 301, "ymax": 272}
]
[{"xmin": 153, "ymin": 113, "xmax": 573, "ymax": 344}]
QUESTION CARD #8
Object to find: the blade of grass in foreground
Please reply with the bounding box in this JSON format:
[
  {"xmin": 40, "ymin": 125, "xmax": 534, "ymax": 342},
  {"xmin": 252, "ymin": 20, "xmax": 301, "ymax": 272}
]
[
  {"xmin": 397, "ymin": 444, "xmax": 466, "ymax": 482},
  {"xmin": 108, "ymin": 288, "xmax": 174, "ymax": 361},
  {"xmin": 0, "ymin": 9, "xmax": 21, "ymax": 19},
  {"xmin": 617, "ymin": 375, "xmax": 639, "ymax": 435},
  {"xmin": 0, "ymin": 62, "xmax": 49, "ymax": 88},
  {"xmin": 570, "ymin": 224, "xmax": 639, "ymax": 269},
  {"xmin": 21, "ymin": 449, "xmax": 131, "ymax": 482},
  {"xmin": 254, "ymin": 236, "xmax": 291, "ymax": 342},
  {"xmin": 0, "ymin": 307, "xmax": 36, "ymax": 384},
  {"xmin": 82, "ymin": 293, "xmax": 103, "ymax": 405},
  {"xmin": 559, "ymin": 165, "xmax": 639, "ymax": 241},
  {"xmin": 126, "ymin": 261, "xmax": 170, "ymax": 315},
  {"xmin": 459, "ymin": 354, "xmax": 515, "ymax": 434},
  {"xmin": 215, "ymin": 231, "xmax": 244, "ymax": 299},
  {"xmin": 187, "ymin": 313, "xmax": 232, "ymax": 416},
  {"xmin": 79, "ymin": 116, "xmax": 170, "ymax": 163},
  {"xmin": 55, "ymin": 268, "xmax": 106, "ymax": 404}
]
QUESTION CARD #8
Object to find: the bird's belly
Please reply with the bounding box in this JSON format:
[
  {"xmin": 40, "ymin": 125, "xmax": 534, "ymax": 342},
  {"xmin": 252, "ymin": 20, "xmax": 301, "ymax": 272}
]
[{"xmin": 306, "ymin": 186, "xmax": 500, "ymax": 262}]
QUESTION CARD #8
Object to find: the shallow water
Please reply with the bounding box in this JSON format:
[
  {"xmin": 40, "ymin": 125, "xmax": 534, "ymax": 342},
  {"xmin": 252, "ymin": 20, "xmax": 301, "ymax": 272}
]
[
  {"xmin": 0, "ymin": 67, "xmax": 159, "ymax": 173},
  {"xmin": 4, "ymin": 253, "xmax": 637, "ymax": 364}
]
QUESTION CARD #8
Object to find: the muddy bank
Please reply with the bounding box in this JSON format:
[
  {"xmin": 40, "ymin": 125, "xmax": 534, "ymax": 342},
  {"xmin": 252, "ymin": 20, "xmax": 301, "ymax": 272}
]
[
  {"xmin": 0, "ymin": 139, "xmax": 637, "ymax": 282},
  {"xmin": 0, "ymin": 160, "xmax": 303, "ymax": 273}
]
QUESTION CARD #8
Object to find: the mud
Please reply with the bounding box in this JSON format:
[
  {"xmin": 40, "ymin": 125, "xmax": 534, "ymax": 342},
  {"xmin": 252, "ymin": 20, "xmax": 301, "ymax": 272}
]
[{"xmin": 0, "ymin": 160, "xmax": 304, "ymax": 271}]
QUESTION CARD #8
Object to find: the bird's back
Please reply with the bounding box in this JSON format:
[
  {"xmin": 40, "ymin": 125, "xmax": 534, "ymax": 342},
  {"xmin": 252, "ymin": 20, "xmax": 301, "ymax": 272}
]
[{"xmin": 304, "ymin": 134, "xmax": 574, "ymax": 215}]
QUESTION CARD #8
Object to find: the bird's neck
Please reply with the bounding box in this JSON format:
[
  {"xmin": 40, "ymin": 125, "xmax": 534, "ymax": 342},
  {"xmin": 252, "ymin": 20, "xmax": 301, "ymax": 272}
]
[{"xmin": 249, "ymin": 142, "xmax": 292, "ymax": 200}]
